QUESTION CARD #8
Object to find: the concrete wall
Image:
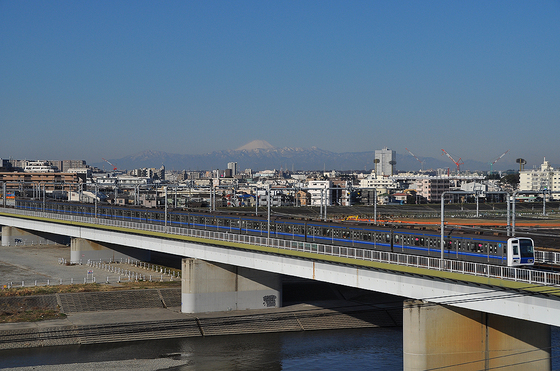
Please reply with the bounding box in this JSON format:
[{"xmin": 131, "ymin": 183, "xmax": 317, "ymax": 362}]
[
  {"xmin": 70, "ymin": 238, "xmax": 151, "ymax": 264},
  {"xmin": 403, "ymin": 300, "xmax": 551, "ymax": 371},
  {"xmin": 1, "ymin": 226, "xmax": 70, "ymax": 247},
  {"xmin": 182, "ymin": 258, "xmax": 282, "ymax": 313}
]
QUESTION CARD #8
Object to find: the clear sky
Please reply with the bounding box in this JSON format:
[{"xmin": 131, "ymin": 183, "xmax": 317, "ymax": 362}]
[{"xmin": 1, "ymin": 1, "xmax": 559, "ymax": 167}]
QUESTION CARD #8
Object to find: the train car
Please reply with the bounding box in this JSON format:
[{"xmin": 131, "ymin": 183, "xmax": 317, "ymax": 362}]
[{"xmin": 13, "ymin": 198, "xmax": 534, "ymax": 267}]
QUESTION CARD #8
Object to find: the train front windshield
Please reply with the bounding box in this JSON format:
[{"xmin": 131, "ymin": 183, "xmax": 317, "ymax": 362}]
[{"xmin": 519, "ymin": 239, "xmax": 534, "ymax": 258}]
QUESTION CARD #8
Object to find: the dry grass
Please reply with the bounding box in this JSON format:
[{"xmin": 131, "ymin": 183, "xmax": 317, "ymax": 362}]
[
  {"xmin": 0, "ymin": 280, "xmax": 181, "ymax": 298},
  {"xmin": 0, "ymin": 281, "xmax": 181, "ymax": 323},
  {"xmin": 0, "ymin": 308, "xmax": 67, "ymax": 323}
]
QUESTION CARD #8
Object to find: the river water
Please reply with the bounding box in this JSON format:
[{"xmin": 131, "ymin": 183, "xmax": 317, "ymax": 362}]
[
  {"xmin": 0, "ymin": 328, "xmax": 402, "ymax": 370},
  {"xmin": 1, "ymin": 326, "xmax": 559, "ymax": 370}
]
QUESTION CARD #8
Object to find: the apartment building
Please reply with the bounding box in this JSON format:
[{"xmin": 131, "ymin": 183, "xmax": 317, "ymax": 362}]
[
  {"xmin": 308, "ymin": 180, "xmax": 332, "ymax": 206},
  {"xmin": 519, "ymin": 158, "xmax": 560, "ymax": 199},
  {"xmin": 418, "ymin": 178, "xmax": 451, "ymax": 202}
]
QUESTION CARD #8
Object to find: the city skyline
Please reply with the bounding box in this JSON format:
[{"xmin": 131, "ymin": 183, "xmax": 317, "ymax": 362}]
[
  {"xmin": 1, "ymin": 1, "xmax": 559, "ymax": 165},
  {"xmin": 3, "ymin": 140, "xmax": 556, "ymax": 173}
]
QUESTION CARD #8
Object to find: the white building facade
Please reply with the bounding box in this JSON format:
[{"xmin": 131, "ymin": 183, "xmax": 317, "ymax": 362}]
[
  {"xmin": 519, "ymin": 159, "xmax": 560, "ymax": 200},
  {"xmin": 308, "ymin": 180, "xmax": 332, "ymax": 206}
]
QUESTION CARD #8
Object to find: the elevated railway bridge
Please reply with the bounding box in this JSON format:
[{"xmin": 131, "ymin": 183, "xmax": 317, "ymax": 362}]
[{"xmin": 1, "ymin": 205, "xmax": 560, "ymax": 370}]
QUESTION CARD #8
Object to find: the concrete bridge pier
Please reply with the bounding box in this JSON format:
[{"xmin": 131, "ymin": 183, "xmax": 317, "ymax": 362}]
[
  {"xmin": 70, "ymin": 238, "xmax": 151, "ymax": 264},
  {"xmin": 403, "ymin": 300, "xmax": 551, "ymax": 371},
  {"xmin": 181, "ymin": 258, "xmax": 282, "ymax": 313},
  {"xmin": 1, "ymin": 226, "xmax": 70, "ymax": 247}
]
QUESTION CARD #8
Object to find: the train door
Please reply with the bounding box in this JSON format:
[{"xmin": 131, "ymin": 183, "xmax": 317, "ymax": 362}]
[
  {"xmin": 507, "ymin": 239, "xmax": 521, "ymax": 266},
  {"xmin": 393, "ymin": 233, "xmax": 404, "ymax": 254}
]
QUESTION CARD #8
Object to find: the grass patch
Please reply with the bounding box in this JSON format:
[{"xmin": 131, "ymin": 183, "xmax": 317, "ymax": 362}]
[
  {"xmin": 0, "ymin": 308, "xmax": 67, "ymax": 323},
  {"xmin": 0, "ymin": 281, "xmax": 181, "ymax": 323},
  {"xmin": 0, "ymin": 280, "xmax": 181, "ymax": 298}
]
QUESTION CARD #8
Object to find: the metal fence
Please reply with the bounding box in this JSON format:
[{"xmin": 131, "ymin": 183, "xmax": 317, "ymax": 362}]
[
  {"xmin": 535, "ymin": 250, "xmax": 560, "ymax": 265},
  {"xmin": 3, "ymin": 208, "xmax": 560, "ymax": 287}
]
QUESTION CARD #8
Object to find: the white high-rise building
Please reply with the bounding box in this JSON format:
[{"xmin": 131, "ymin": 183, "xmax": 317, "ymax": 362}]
[
  {"xmin": 227, "ymin": 162, "xmax": 238, "ymax": 176},
  {"xmin": 375, "ymin": 147, "xmax": 396, "ymax": 176}
]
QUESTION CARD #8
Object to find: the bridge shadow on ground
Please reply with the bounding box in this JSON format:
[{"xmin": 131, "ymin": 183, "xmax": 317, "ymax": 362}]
[{"xmin": 282, "ymin": 278, "xmax": 404, "ymax": 328}]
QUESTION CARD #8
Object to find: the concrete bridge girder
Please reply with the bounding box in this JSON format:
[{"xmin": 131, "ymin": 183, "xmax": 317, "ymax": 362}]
[
  {"xmin": 1, "ymin": 215, "xmax": 559, "ymax": 327},
  {"xmin": 70, "ymin": 238, "xmax": 151, "ymax": 264},
  {"xmin": 1, "ymin": 225, "xmax": 70, "ymax": 247}
]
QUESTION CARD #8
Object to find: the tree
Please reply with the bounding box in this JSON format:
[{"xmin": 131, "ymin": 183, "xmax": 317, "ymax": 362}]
[{"xmin": 500, "ymin": 173, "xmax": 519, "ymax": 188}]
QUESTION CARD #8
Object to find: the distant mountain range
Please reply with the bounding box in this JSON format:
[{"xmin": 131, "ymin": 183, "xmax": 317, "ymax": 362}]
[{"xmin": 91, "ymin": 140, "xmax": 524, "ymax": 173}]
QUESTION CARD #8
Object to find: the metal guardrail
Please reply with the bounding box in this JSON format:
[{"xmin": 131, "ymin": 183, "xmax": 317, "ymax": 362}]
[
  {"xmin": 535, "ymin": 250, "xmax": 560, "ymax": 265},
  {"xmin": 3, "ymin": 208, "xmax": 560, "ymax": 287}
]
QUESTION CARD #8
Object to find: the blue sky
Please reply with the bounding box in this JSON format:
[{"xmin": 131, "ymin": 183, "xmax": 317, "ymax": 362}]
[{"xmin": 1, "ymin": 1, "xmax": 559, "ymax": 168}]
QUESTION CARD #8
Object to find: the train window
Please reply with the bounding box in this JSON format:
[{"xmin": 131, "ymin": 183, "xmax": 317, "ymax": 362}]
[
  {"xmin": 385, "ymin": 234, "xmax": 391, "ymax": 243},
  {"xmin": 520, "ymin": 239, "xmax": 533, "ymax": 257},
  {"xmin": 395, "ymin": 235, "xmax": 400, "ymax": 243}
]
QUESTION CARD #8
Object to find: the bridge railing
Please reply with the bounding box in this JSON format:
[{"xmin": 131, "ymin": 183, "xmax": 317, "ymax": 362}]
[
  {"xmin": 535, "ymin": 250, "xmax": 560, "ymax": 265},
  {"xmin": 3, "ymin": 208, "xmax": 560, "ymax": 288}
]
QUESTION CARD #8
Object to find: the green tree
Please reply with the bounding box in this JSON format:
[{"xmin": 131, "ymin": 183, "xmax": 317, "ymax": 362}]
[{"xmin": 500, "ymin": 173, "xmax": 519, "ymax": 187}]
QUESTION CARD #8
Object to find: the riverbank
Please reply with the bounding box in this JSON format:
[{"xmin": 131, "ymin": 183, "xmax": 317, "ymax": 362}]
[
  {"xmin": 0, "ymin": 243, "xmax": 403, "ymax": 350},
  {"xmin": 0, "ymin": 288, "xmax": 402, "ymax": 350}
]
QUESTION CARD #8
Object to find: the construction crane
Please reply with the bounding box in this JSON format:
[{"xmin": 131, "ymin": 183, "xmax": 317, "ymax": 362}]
[
  {"xmin": 441, "ymin": 149, "xmax": 464, "ymax": 172},
  {"xmin": 405, "ymin": 148, "xmax": 424, "ymax": 170},
  {"xmin": 102, "ymin": 158, "xmax": 117, "ymax": 171},
  {"xmin": 488, "ymin": 150, "xmax": 509, "ymax": 173}
]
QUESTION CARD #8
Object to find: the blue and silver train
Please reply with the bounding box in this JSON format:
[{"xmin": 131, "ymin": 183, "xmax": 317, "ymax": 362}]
[{"xmin": 14, "ymin": 198, "xmax": 535, "ymax": 267}]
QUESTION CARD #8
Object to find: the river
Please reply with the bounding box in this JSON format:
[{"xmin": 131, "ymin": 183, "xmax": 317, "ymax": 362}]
[
  {"xmin": 1, "ymin": 326, "xmax": 559, "ymax": 370},
  {"xmin": 0, "ymin": 328, "xmax": 402, "ymax": 370}
]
